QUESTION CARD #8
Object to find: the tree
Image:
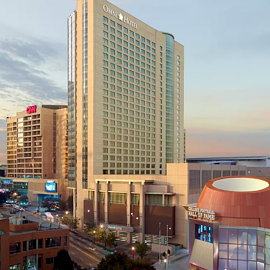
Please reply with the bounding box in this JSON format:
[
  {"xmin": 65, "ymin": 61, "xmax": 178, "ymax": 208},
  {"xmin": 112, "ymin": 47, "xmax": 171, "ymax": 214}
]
[
  {"xmin": 53, "ymin": 249, "xmax": 74, "ymax": 270},
  {"xmin": 61, "ymin": 215, "xmax": 80, "ymax": 231},
  {"xmin": 97, "ymin": 252, "xmax": 155, "ymax": 270},
  {"xmin": 95, "ymin": 228, "xmax": 106, "ymax": 245},
  {"xmin": 67, "ymin": 195, "xmax": 73, "ymax": 210},
  {"xmin": 105, "ymin": 231, "xmax": 116, "ymax": 249},
  {"xmin": 135, "ymin": 242, "xmax": 148, "ymax": 259},
  {"xmin": 42, "ymin": 198, "xmax": 51, "ymax": 211},
  {"xmin": 85, "ymin": 222, "xmax": 96, "ymax": 233},
  {"xmin": 58, "ymin": 200, "xmax": 67, "ymax": 212},
  {"xmin": 19, "ymin": 195, "xmax": 28, "ymax": 203}
]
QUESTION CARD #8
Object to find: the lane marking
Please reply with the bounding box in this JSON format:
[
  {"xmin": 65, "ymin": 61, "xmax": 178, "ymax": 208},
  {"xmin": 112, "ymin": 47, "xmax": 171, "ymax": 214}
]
[
  {"xmin": 80, "ymin": 258, "xmax": 84, "ymax": 260},
  {"xmin": 70, "ymin": 244, "xmax": 100, "ymax": 263}
]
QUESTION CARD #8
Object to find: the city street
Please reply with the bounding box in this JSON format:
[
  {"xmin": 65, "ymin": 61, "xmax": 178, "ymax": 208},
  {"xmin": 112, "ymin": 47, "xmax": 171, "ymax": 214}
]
[{"xmin": 69, "ymin": 232, "xmax": 104, "ymax": 269}]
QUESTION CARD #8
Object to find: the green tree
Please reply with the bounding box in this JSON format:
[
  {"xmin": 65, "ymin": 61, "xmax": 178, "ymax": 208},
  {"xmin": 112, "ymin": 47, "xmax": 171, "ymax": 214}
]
[
  {"xmin": 53, "ymin": 249, "xmax": 74, "ymax": 270},
  {"xmin": 135, "ymin": 242, "xmax": 148, "ymax": 259},
  {"xmin": 67, "ymin": 195, "xmax": 73, "ymax": 210},
  {"xmin": 105, "ymin": 231, "xmax": 116, "ymax": 249},
  {"xmin": 95, "ymin": 228, "xmax": 106, "ymax": 245},
  {"xmin": 58, "ymin": 200, "xmax": 67, "ymax": 212},
  {"xmin": 85, "ymin": 222, "xmax": 96, "ymax": 233},
  {"xmin": 61, "ymin": 215, "xmax": 80, "ymax": 231},
  {"xmin": 19, "ymin": 195, "xmax": 28, "ymax": 203},
  {"xmin": 42, "ymin": 198, "xmax": 51, "ymax": 211},
  {"xmin": 97, "ymin": 252, "xmax": 155, "ymax": 270}
]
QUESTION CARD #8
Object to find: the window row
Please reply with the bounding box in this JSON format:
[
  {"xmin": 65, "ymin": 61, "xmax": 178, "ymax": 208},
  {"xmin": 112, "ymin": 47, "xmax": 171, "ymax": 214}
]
[
  {"xmin": 103, "ymin": 17, "xmax": 156, "ymax": 48},
  {"xmin": 103, "ymin": 53, "xmax": 156, "ymax": 69},
  {"xmin": 103, "ymin": 169, "xmax": 157, "ymax": 175},
  {"xmin": 103, "ymin": 162, "xmax": 156, "ymax": 168}
]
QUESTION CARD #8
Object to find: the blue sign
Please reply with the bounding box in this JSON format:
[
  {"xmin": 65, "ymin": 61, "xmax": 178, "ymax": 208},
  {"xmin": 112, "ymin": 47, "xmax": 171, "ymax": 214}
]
[{"xmin": 45, "ymin": 182, "xmax": 57, "ymax": 193}]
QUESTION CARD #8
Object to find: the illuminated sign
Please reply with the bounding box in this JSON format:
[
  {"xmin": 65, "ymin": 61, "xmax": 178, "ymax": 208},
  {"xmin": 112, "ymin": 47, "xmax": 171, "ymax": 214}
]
[
  {"xmin": 107, "ymin": 225, "xmax": 122, "ymax": 231},
  {"xmin": 26, "ymin": 105, "xmax": 37, "ymax": 114},
  {"xmin": 45, "ymin": 181, "xmax": 57, "ymax": 193},
  {"xmin": 103, "ymin": 5, "xmax": 138, "ymax": 30},
  {"xmin": 188, "ymin": 206, "xmax": 215, "ymax": 221}
]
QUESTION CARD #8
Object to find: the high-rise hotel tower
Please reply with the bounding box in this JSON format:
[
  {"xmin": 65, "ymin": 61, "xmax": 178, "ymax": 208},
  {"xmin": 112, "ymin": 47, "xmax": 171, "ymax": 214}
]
[{"xmin": 68, "ymin": 0, "xmax": 184, "ymax": 188}]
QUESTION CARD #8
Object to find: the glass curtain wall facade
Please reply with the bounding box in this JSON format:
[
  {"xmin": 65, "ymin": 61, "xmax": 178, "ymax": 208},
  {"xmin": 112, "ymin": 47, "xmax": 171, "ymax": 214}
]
[
  {"xmin": 164, "ymin": 33, "xmax": 174, "ymax": 164},
  {"xmin": 68, "ymin": 12, "xmax": 77, "ymax": 188},
  {"xmin": 82, "ymin": 0, "xmax": 88, "ymax": 189},
  {"xmin": 219, "ymin": 226, "xmax": 270, "ymax": 270}
]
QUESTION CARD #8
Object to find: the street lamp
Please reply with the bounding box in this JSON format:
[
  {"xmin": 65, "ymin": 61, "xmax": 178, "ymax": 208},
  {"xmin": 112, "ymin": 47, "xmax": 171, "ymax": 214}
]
[
  {"xmin": 100, "ymin": 224, "xmax": 104, "ymax": 229},
  {"xmin": 164, "ymin": 259, "xmax": 167, "ymax": 270},
  {"xmin": 93, "ymin": 230, "xmax": 96, "ymax": 244},
  {"xmin": 65, "ymin": 211, "xmax": 69, "ymax": 215},
  {"xmin": 132, "ymin": 246, "xmax": 135, "ymax": 260}
]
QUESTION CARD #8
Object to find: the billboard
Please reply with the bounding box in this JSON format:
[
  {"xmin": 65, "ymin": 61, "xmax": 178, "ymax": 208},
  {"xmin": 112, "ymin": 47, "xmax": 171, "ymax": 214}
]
[{"xmin": 45, "ymin": 181, "xmax": 57, "ymax": 193}]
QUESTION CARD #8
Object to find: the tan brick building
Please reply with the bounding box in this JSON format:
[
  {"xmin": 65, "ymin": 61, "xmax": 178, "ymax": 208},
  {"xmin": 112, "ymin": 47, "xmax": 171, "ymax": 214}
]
[{"xmin": 7, "ymin": 105, "xmax": 68, "ymax": 180}]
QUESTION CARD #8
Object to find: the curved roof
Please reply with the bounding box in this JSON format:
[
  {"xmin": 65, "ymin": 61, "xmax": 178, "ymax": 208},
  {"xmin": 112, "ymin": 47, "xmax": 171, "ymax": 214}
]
[{"xmin": 197, "ymin": 176, "xmax": 270, "ymax": 228}]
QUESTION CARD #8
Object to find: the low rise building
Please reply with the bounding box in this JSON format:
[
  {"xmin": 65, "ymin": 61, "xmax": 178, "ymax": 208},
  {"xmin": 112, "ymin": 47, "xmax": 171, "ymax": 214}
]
[
  {"xmin": 185, "ymin": 176, "xmax": 270, "ymax": 270},
  {"xmin": 187, "ymin": 155, "xmax": 270, "ymax": 167},
  {"xmin": 0, "ymin": 211, "xmax": 69, "ymax": 270},
  {"xmin": 79, "ymin": 163, "xmax": 247, "ymax": 247},
  {"xmin": 0, "ymin": 178, "xmax": 69, "ymax": 206}
]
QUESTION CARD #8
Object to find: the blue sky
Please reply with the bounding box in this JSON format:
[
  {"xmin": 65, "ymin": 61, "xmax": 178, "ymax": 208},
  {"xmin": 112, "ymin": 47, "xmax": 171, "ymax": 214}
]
[{"xmin": 0, "ymin": 0, "xmax": 269, "ymax": 163}]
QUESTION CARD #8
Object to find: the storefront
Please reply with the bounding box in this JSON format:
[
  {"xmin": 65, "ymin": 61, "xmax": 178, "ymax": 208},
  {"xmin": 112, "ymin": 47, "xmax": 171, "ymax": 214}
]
[
  {"xmin": 0, "ymin": 178, "xmax": 70, "ymax": 205},
  {"xmin": 185, "ymin": 176, "xmax": 270, "ymax": 270}
]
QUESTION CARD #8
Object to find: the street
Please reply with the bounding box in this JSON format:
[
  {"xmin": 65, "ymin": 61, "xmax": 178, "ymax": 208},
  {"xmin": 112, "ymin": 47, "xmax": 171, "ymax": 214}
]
[{"xmin": 69, "ymin": 232, "xmax": 104, "ymax": 269}]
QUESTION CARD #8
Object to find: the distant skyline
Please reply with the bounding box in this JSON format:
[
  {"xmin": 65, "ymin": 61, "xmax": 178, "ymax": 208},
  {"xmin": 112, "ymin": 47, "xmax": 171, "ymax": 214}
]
[{"xmin": 0, "ymin": 0, "xmax": 269, "ymax": 163}]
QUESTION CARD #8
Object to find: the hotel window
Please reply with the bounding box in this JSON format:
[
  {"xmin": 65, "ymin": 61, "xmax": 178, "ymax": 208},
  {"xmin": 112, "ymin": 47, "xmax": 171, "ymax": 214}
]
[
  {"xmin": 110, "ymin": 20, "xmax": 115, "ymax": 26},
  {"xmin": 103, "ymin": 16, "xmax": 108, "ymax": 23}
]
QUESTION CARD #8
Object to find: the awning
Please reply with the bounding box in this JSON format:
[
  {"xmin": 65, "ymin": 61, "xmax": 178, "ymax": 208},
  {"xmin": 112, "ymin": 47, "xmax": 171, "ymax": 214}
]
[{"xmin": 190, "ymin": 239, "xmax": 213, "ymax": 270}]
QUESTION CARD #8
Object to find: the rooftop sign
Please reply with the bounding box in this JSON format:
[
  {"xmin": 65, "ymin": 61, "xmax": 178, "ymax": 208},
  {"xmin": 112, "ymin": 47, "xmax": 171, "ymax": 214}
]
[
  {"xmin": 26, "ymin": 105, "xmax": 37, "ymax": 114},
  {"xmin": 188, "ymin": 206, "xmax": 215, "ymax": 221},
  {"xmin": 103, "ymin": 5, "xmax": 138, "ymax": 30}
]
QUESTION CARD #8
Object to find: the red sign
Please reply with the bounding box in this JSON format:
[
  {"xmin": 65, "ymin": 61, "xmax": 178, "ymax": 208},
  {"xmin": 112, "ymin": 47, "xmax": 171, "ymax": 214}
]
[
  {"xmin": 26, "ymin": 105, "xmax": 37, "ymax": 114},
  {"xmin": 132, "ymin": 250, "xmax": 135, "ymax": 255}
]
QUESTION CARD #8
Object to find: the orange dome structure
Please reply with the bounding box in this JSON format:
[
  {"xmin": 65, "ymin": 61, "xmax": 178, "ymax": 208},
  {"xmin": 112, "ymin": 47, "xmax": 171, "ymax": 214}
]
[{"xmin": 197, "ymin": 176, "xmax": 270, "ymax": 229}]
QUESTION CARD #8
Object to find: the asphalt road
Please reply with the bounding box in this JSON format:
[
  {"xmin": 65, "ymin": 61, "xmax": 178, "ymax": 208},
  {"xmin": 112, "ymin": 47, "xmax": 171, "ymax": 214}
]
[{"xmin": 69, "ymin": 232, "xmax": 104, "ymax": 269}]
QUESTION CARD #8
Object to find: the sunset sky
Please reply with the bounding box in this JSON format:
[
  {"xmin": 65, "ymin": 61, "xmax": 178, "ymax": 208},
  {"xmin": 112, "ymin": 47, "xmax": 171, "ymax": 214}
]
[{"xmin": 0, "ymin": 0, "xmax": 269, "ymax": 163}]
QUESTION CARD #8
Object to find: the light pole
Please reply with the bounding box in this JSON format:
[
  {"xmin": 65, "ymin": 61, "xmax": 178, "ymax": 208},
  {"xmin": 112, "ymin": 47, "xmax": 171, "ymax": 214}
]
[
  {"xmin": 132, "ymin": 246, "xmax": 135, "ymax": 260},
  {"xmin": 164, "ymin": 259, "xmax": 167, "ymax": 270},
  {"xmin": 93, "ymin": 230, "xmax": 96, "ymax": 244}
]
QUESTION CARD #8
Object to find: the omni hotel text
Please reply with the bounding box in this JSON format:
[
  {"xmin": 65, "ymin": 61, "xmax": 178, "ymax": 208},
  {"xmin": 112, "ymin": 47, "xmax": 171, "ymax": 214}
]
[{"xmin": 102, "ymin": 4, "xmax": 138, "ymax": 29}]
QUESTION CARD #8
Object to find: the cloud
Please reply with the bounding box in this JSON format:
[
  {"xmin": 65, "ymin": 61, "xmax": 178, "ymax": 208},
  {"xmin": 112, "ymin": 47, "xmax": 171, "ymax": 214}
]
[{"xmin": 0, "ymin": 32, "xmax": 67, "ymax": 116}]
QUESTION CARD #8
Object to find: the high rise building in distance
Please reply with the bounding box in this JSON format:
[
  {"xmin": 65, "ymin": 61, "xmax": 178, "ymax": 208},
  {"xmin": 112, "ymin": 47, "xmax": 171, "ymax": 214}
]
[
  {"xmin": 7, "ymin": 105, "xmax": 68, "ymax": 180},
  {"xmin": 68, "ymin": 0, "xmax": 185, "ymax": 190}
]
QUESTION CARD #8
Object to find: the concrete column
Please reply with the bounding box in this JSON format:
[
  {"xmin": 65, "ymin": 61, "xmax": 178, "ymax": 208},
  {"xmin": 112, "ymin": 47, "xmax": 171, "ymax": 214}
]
[
  {"xmin": 127, "ymin": 232, "xmax": 132, "ymax": 245},
  {"xmin": 139, "ymin": 182, "xmax": 145, "ymax": 243},
  {"xmin": 73, "ymin": 189, "xmax": 76, "ymax": 218},
  {"xmin": 94, "ymin": 182, "xmax": 98, "ymax": 224},
  {"xmin": 105, "ymin": 181, "xmax": 109, "ymax": 225},
  {"xmin": 162, "ymin": 194, "xmax": 165, "ymax": 206},
  {"xmin": 36, "ymin": 254, "xmax": 38, "ymax": 270},
  {"xmin": 127, "ymin": 182, "xmax": 131, "ymax": 226}
]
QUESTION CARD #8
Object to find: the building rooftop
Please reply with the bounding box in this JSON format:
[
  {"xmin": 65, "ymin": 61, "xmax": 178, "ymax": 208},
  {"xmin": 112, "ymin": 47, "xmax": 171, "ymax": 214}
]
[
  {"xmin": 187, "ymin": 155, "xmax": 270, "ymax": 161},
  {"xmin": 1, "ymin": 209, "xmax": 66, "ymax": 235},
  {"xmin": 197, "ymin": 176, "xmax": 270, "ymax": 228}
]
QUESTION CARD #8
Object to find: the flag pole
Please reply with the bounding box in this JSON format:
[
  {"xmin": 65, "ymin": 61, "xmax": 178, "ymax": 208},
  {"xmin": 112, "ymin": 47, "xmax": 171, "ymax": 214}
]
[{"xmin": 159, "ymin": 222, "xmax": 161, "ymax": 264}]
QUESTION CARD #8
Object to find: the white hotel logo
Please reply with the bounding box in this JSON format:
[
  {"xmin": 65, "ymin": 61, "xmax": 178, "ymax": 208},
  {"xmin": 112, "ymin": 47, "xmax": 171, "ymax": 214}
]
[{"xmin": 103, "ymin": 5, "xmax": 138, "ymax": 30}]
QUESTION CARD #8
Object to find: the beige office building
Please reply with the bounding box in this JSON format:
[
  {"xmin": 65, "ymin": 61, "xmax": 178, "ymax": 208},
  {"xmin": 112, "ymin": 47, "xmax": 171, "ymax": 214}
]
[{"xmin": 7, "ymin": 105, "xmax": 68, "ymax": 180}]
